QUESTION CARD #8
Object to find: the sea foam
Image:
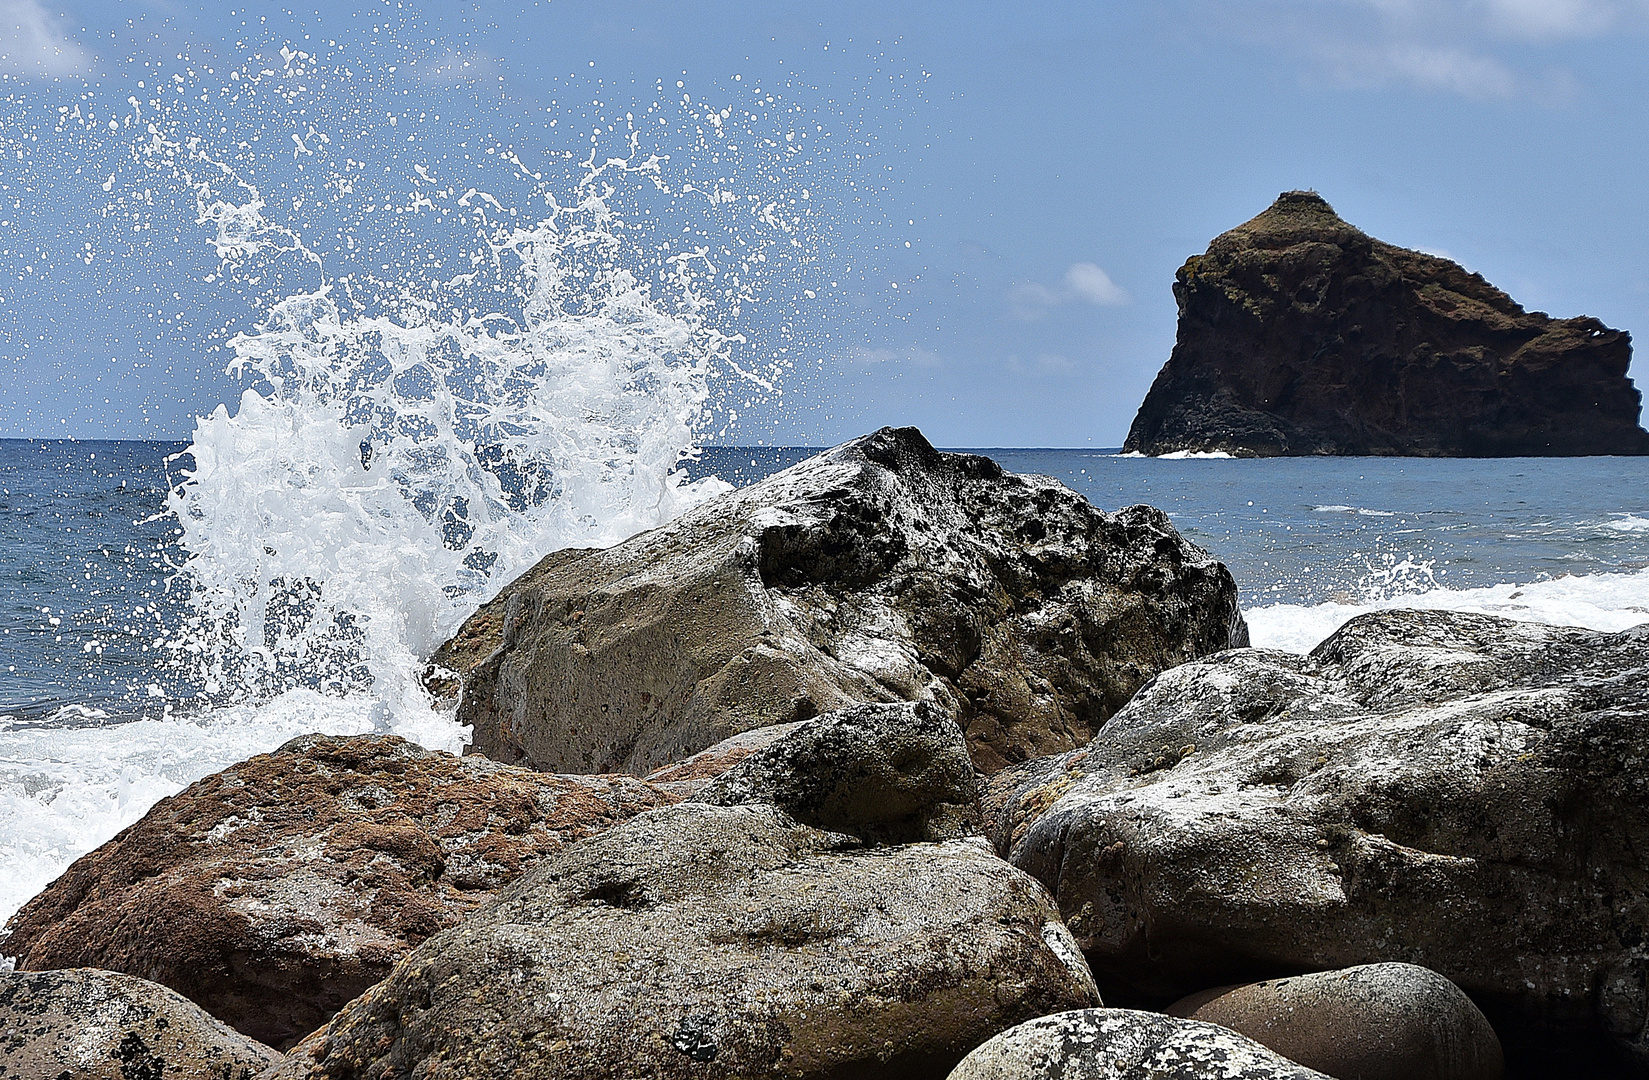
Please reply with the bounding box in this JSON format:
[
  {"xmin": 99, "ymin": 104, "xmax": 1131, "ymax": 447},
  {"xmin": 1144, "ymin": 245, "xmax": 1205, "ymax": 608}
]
[{"xmin": 1248, "ymin": 565, "xmax": 1649, "ymax": 654}]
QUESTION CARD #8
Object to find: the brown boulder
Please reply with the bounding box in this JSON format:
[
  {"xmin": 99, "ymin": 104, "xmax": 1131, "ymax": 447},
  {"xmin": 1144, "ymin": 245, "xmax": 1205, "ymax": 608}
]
[
  {"xmin": 1168, "ymin": 964, "xmax": 1504, "ymax": 1080},
  {"xmin": 1124, "ymin": 190, "xmax": 1649, "ymax": 457},
  {"xmin": 0, "ymin": 968, "xmax": 281, "ymax": 1080},
  {"xmin": 1, "ymin": 733, "xmax": 677, "ymax": 1050},
  {"xmin": 435, "ymin": 426, "xmax": 1244, "ymax": 776}
]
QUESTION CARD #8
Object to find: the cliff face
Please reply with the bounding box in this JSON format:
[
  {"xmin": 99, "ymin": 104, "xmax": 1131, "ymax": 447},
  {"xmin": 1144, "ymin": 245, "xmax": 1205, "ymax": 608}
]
[{"xmin": 1124, "ymin": 191, "xmax": 1649, "ymax": 457}]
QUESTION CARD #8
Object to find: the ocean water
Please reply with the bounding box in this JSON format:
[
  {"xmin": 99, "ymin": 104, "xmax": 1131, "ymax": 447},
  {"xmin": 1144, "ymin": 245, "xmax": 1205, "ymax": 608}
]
[{"xmin": 7, "ymin": 438, "xmax": 1649, "ymax": 930}]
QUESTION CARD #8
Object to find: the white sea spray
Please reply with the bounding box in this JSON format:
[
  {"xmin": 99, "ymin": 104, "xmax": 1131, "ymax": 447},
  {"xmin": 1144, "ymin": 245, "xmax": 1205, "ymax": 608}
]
[{"xmin": 0, "ymin": 22, "xmax": 858, "ymax": 928}]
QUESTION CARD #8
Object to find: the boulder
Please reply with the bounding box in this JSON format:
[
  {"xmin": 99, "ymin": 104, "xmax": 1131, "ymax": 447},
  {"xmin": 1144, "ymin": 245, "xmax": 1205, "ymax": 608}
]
[
  {"xmin": 1124, "ymin": 190, "xmax": 1649, "ymax": 457},
  {"xmin": 947, "ymin": 1008, "xmax": 1331, "ymax": 1079},
  {"xmin": 1167, "ymin": 963, "xmax": 1504, "ymax": 1080},
  {"xmin": 267, "ymin": 802, "xmax": 1101, "ymax": 1080},
  {"xmin": 435, "ymin": 426, "xmax": 1244, "ymax": 777},
  {"xmin": 989, "ymin": 610, "xmax": 1649, "ymax": 1073},
  {"xmin": 1, "ymin": 733, "xmax": 677, "ymax": 1050},
  {"xmin": 0, "ymin": 968, "xmax": 281, "ymax": 1080},
  {"xmin": 694, "ymin": 700, "xmax": 979, "ymax": 843}
]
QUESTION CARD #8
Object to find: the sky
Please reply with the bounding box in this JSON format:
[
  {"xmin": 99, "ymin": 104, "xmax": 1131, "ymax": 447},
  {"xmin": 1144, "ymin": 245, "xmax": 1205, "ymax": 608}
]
[{"xmin": 3, "ymin": 0, "xmax": 1649, "ymax": 447}]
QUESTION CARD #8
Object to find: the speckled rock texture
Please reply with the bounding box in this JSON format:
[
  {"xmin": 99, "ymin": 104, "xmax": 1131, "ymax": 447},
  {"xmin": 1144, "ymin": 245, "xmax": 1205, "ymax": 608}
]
[
  {"xmin": 644, "ymin": 722, "xmax": 806, "ymax": 786},
  {"xmin": 694, "ymin": 700, "xmax": 979, "ymax": 843},
  {"xmin": 436, "ymin": 426, "xmax": 1245, "ymax": 777},
  {"xmin": 0, "ymin": 734, "xmax": 677, "ymax": 1050},
  {"xmin": 266, "ymin": 802, "xmax": 1101, "ymax": 1080},
  {"xmin": 946, "ymin": 1008, "xmax": 1331, "ymax": 1080},
  {"xmin": 1167, "ymin": 963, "xmax": 1504, "ymax": 1080},
  {"xmin": 988, "ymin": 610, "xmax": 1649, "ymax": 1074},
  {"xmin": 0, "ymin": 968, "xmax": 281, "ymax": 1080},
  {"xmin": 1124, "ymin": 191, "xmax": 1649, "ymax": 457}
]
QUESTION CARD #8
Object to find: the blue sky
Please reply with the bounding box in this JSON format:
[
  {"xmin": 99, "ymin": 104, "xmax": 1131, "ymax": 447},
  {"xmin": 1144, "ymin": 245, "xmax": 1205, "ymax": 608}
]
[{"xmin": 3, "ymin": 0, "xmax": 1649, "ymax": 446}]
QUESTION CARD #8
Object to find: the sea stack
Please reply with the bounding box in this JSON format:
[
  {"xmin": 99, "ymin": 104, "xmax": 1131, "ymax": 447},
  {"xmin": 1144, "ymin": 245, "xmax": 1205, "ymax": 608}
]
[{"xmin": 1124, "ymin": 191, "xmax": 1649, "ymax": 456}]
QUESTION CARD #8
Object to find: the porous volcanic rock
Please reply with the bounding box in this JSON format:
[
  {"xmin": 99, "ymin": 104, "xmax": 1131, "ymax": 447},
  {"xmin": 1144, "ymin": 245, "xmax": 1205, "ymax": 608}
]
[
  {"xmin": 1, "ymin": 733, "xmax": 677, "ymax": 1050},
  {"xmin": 1124, "ymin": 191, "xmax": 1649, "ymax": 457},
  {"xmin": 265, "ymin": 802, "xmax": 1100, "ymax": 1080},
  {"xmin": 694, "ymin": 700, "xmax": 979, "ymax": 843},
  {"xmin": 642, "ymin": 722, "xmax": 807, "ymax": 791},
  {"xmin": 1167, "ymin": 963, "xmax": 1504, "ymax": 1080},
  {"xmin": 0, "ymin": 968, "xmax": 282, "ymax": 1080},
  {"xmin": 988, "ymin": 610, "xmax": 1649, "ymax": 1073},
  {"xmin": 946, "ymin": 1008, "xmax": 1331, "ymax": 1080},
  {"xmin": 436, "ymin": 426, "xmax": 1245, "ymax": 776}
]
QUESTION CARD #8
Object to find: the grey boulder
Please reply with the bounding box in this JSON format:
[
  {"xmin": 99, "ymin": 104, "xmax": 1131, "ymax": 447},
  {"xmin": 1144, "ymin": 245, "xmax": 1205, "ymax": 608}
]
[
  {"xmin": 694, "ymin": 700, "xmax": 979, "ymax": 843},
  {"xmin": 947, "ymin": 1008, "xmax": 1331, "ymax": 1079},
  {"xmin": 1168, "ymin": 963, "xmax": 1504, "ymax": 1080},
  {"xmin": 435, "ymin": 426, "xmax": 1244, "ymax": 776},
  {"xmin": 269, "ymin": 802, "xmax": 1100, "ymax": 1080},
  {"xmin": 0, "ymin": 968, "xmax": 281, "ymax": 1080},
  {"xmin": 990, "ymin": 610, "xmax": 1649, "ymax": 1070}
]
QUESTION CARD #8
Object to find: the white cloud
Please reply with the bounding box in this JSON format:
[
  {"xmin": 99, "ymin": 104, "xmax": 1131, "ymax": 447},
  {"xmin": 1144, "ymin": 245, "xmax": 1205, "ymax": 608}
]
[
  {"xmin": 1208, "ymin": 0, "xmax": 1649, "ymax": 102},
  {"xmin": 1003, "ymin": 353, "xmax": 1081, "ymax": 376},
  {"xmin": 1064, "ymin": 262, "xmax": 1130, "ymax": 305},
  {"xmin": 416, "ymin": 49, "xmax": 503, "ymax": 86},
  {"xmin": 850, "ymin": 345, "xmax": 943, "ymax": 369},
  {"xmin": 1341, "ymin": 0, "xmax": 1648, "ymax": 38},
  {"xmin": 1478, "ymin": 0, "xmax": 1642, "ymax": 39},
  {"xmin": 0, "ymin": 0, "xmax": 92, "ymax": 78},
  {"xmin": 1318, "ymin": 41, "xmax": 1518, "ymax": 99},
  {"xmin": 1010, "ymin": 262, "xmax": 1130, "ymax": 320}
]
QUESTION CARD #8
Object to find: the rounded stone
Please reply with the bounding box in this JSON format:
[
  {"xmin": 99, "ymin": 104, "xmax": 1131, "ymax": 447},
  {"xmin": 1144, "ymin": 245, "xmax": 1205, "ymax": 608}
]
[
  {"xmin": 1168, "ymin": 963, "xmax": 1504, "ymax": 1080},
  {"xmin": 947, "ymin": 1008, "xmax": 1332, "ymax": 1079}
]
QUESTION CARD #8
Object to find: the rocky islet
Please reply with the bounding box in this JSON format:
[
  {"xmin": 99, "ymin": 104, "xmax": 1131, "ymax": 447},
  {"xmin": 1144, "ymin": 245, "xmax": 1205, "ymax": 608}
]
[{"xmin": 1124, "ymin": 190, "xmax": 1649, "ymax": 457}]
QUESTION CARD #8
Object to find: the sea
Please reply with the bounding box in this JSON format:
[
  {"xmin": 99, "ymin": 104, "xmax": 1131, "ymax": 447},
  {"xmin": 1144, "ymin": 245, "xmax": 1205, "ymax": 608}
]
[{"xmin": 4, "ymin": 438, "xmax": 1649, "ymax": 930}]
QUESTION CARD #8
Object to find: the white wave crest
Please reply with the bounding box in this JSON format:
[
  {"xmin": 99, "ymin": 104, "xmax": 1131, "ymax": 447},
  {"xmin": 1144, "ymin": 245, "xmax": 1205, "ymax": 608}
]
[{"xmin": 1248, "ymin": 566, "xmax": 1649, "ymax": 654}]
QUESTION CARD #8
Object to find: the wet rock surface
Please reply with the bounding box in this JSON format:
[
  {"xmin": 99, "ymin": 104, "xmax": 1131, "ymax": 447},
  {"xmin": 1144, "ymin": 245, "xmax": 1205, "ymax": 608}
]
[
  {"xmin": 1124, "ymin": 190, "xmax": 1649, "ymax": 457},
  {"xmin": 694, "ymin": 700, "xmax": 979, "ymax": 843},
  {"xmin": 267, "ymin": 802, "xmax": 1101, "ymax": 1080},
  {"xmin": 1167, "ymin": 963, "xmax": 1504, "ymax": 1080},
  {"xmin": 946, "ymin": 1008, "xmax": 1331, "ymax": 1080},
  {"xmin": 989, "ymin": 610, "xmax": 1649, "ymax": 1072},
  {"xmin": 0, "ymin": 968, "xmax": 281, "ymax": 1080},
  {"xmin": 438, "ymin": 426, "xmax": 1244, "ymax": 777},
  {"xmin": 1, "ymin": 734, "xmax": 677, "ymax": 1050}
]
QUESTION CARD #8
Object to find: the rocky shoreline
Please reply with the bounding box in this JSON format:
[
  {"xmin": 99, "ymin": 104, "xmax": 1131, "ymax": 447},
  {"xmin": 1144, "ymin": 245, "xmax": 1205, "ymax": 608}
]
[{"xmin": 3, "ymin": 428, "xmax": 1642, "ymax": 1079}]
